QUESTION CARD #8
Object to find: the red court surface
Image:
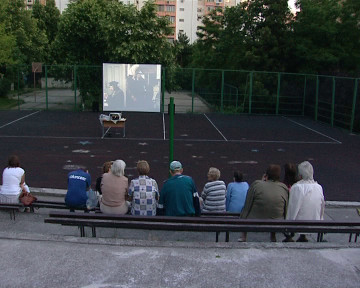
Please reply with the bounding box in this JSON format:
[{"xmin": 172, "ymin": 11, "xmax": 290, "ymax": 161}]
[{"xmin": 0, "ymin": 110, "xmax": 359, "ymax": 201}]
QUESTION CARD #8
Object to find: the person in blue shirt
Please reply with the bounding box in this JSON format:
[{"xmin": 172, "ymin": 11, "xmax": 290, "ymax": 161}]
[
  {"xmin": 158, "ymin": 161, "xmax": 200, "ymax": 216},
  {"xmin": 65, "ymin": 168, "xmax": 91, "ymax": 211},
  {"xmin": 226, "ymin": 170, "xmax": 249, "ymax": 213}
]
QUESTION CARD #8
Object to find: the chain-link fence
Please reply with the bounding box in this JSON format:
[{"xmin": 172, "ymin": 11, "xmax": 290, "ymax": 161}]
[{"xmin": 1, "ymin": 64, "xmax": 359, "ymax": 133}]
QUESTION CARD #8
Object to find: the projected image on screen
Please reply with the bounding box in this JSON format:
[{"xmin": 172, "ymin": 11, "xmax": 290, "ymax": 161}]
[{"xmin": 103, "ymin": 63, "xmax": 161, "ymax": 112}]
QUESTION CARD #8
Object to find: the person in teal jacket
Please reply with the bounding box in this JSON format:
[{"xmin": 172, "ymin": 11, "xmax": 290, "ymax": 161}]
[{"xmin": 158, "ymin": 161, "xmax": 200, "ymax": 216}]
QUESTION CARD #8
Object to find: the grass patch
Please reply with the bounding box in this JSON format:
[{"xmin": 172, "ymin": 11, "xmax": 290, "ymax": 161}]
[{"xmin": 0, "ymin": 97, "xmax": 24, "ymax": 109}]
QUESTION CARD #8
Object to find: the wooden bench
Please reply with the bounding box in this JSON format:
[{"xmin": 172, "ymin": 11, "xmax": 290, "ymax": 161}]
[
  {"xmin": 44, "ymin": 211, "xmax": 360, "ymax": 242},
  {"xmin": 0, "ymin": 200, "xmax": 99, "ymax": 220}
]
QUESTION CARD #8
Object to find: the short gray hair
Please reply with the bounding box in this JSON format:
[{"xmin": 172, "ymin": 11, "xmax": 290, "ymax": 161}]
[
  {"xmin": 111, "ymin": 160, "xmax": 126, "ymax": 177},
  {"xmin": 208, "ymin": 167, "xmax": 220, "ymax": 181},
  {"xmin": 298, "ymin": 161, "xmax": 314, "ymax": 180}
]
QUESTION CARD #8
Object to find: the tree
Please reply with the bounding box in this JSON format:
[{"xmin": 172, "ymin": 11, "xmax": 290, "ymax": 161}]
[
  {"xmin": 0, "ymin": 0, "xmax": 48, "ymax": 65},
  {"xmin": 52, "ymin": 0, "xmax": 175, "ymax": 108},
  {"xmin": 292, "ymin": 0, "xmax": 344, "ymax": 74},
  {"xmin": 32, "ymin": 0, "xmax": 60, "ymax": 44},
  {"xmin": 173, "ymin": 32, "xmax": 193, "ymax": 68}
]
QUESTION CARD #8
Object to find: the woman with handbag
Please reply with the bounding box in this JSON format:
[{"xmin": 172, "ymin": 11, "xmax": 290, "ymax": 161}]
[{"xmin": 0, "ymin": 155, "xmax": 30, "ymax": 204}]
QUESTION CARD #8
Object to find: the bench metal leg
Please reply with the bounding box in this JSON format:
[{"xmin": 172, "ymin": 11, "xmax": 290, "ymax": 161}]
[
  {"xmin": 78, "ymin": 226, "xmax": 85, "ymax": 237},
  {"xmin": 226, "ymin": 231, "xmax": 230, "ymax": 242},
  {"xmin": 216, "ymin": 232, "xmax": 220, "ymax": 242},
  {"xmin": 349, "ymin": 233, "xmax": 353, "ymax": 242},
  {"xmin": 355, "ymin": 233, "xmax": 358, "ymax": 243},
  {"xmin": 92, "ymin": 227, "xmax": 96, "ymax": 237},
  {"xmin": 10, "ymin": 209, "xmax": 16, "ymax": 221}
]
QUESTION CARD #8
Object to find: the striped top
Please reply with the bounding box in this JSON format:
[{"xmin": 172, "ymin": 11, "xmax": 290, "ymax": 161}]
[{"xmin": 201, "ymin": 180, "xmax": 226, "ymax": 212}]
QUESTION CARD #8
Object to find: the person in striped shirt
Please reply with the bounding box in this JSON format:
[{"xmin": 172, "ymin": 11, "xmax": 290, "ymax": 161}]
[{"xmin": 201, "ymin": 167, "xmax": 226, "ymax": 212}]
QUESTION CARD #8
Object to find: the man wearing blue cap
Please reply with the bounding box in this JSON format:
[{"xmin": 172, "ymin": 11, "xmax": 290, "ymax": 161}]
[{"xmin": 158, "ymin": 161, "xmax": 200, "ymax": 216}]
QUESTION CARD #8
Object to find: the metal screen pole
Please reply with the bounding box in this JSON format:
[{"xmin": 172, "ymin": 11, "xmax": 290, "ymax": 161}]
[
  {"xmin": 169, "ymin": 97, "xmax": 175, "ymax": 177},
  {"xmin": 161, "ymin": 68, "xmax": 165, "ymax": 113}
]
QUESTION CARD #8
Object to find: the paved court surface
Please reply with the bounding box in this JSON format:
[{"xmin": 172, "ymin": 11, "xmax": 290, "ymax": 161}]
[{"xmin": 0, "ymin": 110, "xmax": 359, "ymax": 201}]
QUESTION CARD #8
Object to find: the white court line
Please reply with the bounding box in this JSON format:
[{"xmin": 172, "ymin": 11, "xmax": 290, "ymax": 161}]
[
  {"xmin": 0, "ymin": 135, "xmax": 341, "ymax": 144},
  {"xmin": 203, "ymin": 113, "xmax": 228, "ymax": 141},
  {"xmin": 284, "ymin": 116, "xmax": 342, "ymax": 144},
  {"xmin": 162, "ymin": 113, "xmax": 166, "ymax": 140},
  {"xmin": 0, "ymin": 111, "xmax": 40, "ymax": 129}
]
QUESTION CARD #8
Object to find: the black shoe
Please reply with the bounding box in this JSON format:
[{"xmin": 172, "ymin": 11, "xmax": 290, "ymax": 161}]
[
  {"xmin": 296, "ymin": 235, "xmax": 309, "ymax": 242},
  {"xmin": 282, "ymin": 237, "xmax": 295, "ymax": 242}
]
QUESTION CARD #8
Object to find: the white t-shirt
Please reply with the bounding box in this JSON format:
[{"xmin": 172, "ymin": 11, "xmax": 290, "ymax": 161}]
[{"xmin": 0, "ymin": 167, "xmax": 25, "ymax": 195}]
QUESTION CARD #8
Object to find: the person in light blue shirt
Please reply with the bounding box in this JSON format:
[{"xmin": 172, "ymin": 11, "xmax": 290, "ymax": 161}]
[{"xmin": 226, "ymin": 171, "xmax": 249, "ymax": 212}]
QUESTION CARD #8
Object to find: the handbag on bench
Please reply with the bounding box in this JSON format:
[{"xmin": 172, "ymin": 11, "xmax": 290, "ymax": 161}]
[{"xmin": 19, "ymin": 191, "xmax": 37, "ymax": 206}]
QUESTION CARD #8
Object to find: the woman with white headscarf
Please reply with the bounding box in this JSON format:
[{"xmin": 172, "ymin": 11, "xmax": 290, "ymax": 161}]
[
  {"xmin": 100, "ymin": 160, "xmax": 129, "ymax": 214},
  {"xmin": 285, "ymin": 161, "xmax": 325, "ymax": 242}
]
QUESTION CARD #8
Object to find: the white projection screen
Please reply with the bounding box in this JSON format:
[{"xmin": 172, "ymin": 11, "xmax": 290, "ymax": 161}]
[{"xmin": 103, "ymin": 63, "xmax": 161, "ymax": 112}]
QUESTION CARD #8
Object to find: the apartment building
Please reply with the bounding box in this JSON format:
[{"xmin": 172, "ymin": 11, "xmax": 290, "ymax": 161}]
[
  {"xmin": 30, "ymin": 0, "xmax": 242, "ymax": 42},
  {"xmin": 121, "ymin": 0, "xmax": 241, "ymax": 43},
  {"xmin": 24, "ymin": 0, "xmax": 47, "ymax": 10}
]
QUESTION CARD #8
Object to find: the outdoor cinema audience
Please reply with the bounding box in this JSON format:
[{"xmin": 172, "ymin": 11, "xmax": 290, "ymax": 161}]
[
  {"xmin": 128, "ymin": 160, "xmax": 159, "ymax": 216},
  {"xmin": 201, "ymin": 167, "xmax": 226, "ymax": 212},
  {"xmin": 65, "ymin": 166, "xmax": 91, "ymax": 211},
  {"xmin": 3, "ymin": 153, "xmax": 327, "ymax": 244},
  {"xmin": 285, "ymin": 161, "xmax": 325, "ymax": 242},
  {"xmin": 240, "ymin": 164, "xmax": 289, "ymax": 242},
  {"xmin": 99, "ymin": 159, "xmax": 129, "ymax": 214},
  {"xmin": 226, "ymin": 170, "xmax": 249, "ymax": 213},
  {"xmin": 95, "ymin": 161, "xmax": 112, "ymax": 195},
  {"xmin": 0, "ymin": 155, "xmax": 30, "ymax": 204},
  {"xmin": 158, "ymin": 160, "xmax": 200, "ymax": 216}
]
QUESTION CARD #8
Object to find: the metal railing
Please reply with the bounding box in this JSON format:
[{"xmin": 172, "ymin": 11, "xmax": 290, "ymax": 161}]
[{"xmin": 1, "ymin": 64, "xmax": 359, "ymax": 133}]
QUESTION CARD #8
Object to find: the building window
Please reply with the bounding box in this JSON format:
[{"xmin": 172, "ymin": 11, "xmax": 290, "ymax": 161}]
[
  {"xmin": 158, "ymin": 5, "xmax": 164, "ymax": 12},
  {"xmin": 208, "ymin": 6, "xmax": 215, "ymax": 11},
  {"xmin": 207, "ymin": 0, "xmax": 214, "ymax": 2},
  {"xmin": 168, "ymin": 16, "xmax": 175, "ymax": 24},
  {"xmin": 179, "ymin": 19, "xmax": 184, "ymax": 22},
  {"xmin": 179, "ymin": 8, "xmax": 184, "ymax": 11},
  {"xmin": 179, "ymin": 30, "xmax": 184, "ymax": 33},
  {"xmin": 197, "ymin": 8, "xmax": 202, "ymax": 12},
  {"xmin": 166, "ymin": 5, "xmax": 175, "ymax": 12}
]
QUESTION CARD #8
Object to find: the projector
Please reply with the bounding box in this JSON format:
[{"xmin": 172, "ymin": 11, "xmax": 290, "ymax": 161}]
[{"xmin": 109, "ymin": 113, "xmax": 122, "ymax": 122}]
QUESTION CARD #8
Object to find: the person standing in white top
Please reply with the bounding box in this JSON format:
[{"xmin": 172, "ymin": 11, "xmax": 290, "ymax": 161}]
[
  {"xmin": 0, "ymin": 155, "xmax": 29, "ymax": 204},
  {"xmin": 285, "ymin": 161, "xmax": 325, "ymax": 242}
]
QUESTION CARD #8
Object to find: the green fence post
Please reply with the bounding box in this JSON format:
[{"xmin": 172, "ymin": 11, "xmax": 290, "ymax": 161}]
[
  {"xmin": 17, "ymin": 66, "xmax": 20, "ymax": 110},
  {"xmin": 191, "ymin": 69, "xmax": 195, "ymax": 113},
  {"xmin": 74, "ymin": 65, "xmax": 77, "ymax": 111},
  {"xmin": 350, "ymin": 78, "xmax": 358, "ymax": 133},
  {"xmin": 249, "ymin": 72, "xmax": 253, "ymax": 114},
  {"xmin": 161, "ymin": 67, "xmax": 165, "ymax": 113},
  {"xmin": 315, "ymin": 75, "xmax": 319, "ymax": 121},
  {"xmin": 302, "ymin": 75, "xmax": 307, "ymax": 116},
  {"xmin": 331, "ymin": 77, "xmax": 335, "ymax": 127},
  {"xmin": 169, "ymin": 97, "xmax": 175, "ymax": 177},
  {"xmin": 221, "ymin": 70, "xmax": 224, "ymax": 113},
  {"xmin": 276, "ymin": 72, "xmax": 281, "ymax": 115},
  {"xmin": 45, "ymin": 65, "xmax": 48, "ymax": 110}
]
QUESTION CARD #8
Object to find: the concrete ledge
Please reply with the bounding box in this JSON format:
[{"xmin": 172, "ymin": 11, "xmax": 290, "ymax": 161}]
[{"xmin": 0, "ymin": 231, "xmax": 359, "ymax": 250}]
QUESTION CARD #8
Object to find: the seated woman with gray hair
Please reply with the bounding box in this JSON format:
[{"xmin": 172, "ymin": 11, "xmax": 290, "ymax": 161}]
[
  {"xmin": 100, "ymin": 159, "xmax": 129, "ymax": 214},
  {"xmin": 201, "ymin": 167, "xmax": 226, "ymax": 212}
]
